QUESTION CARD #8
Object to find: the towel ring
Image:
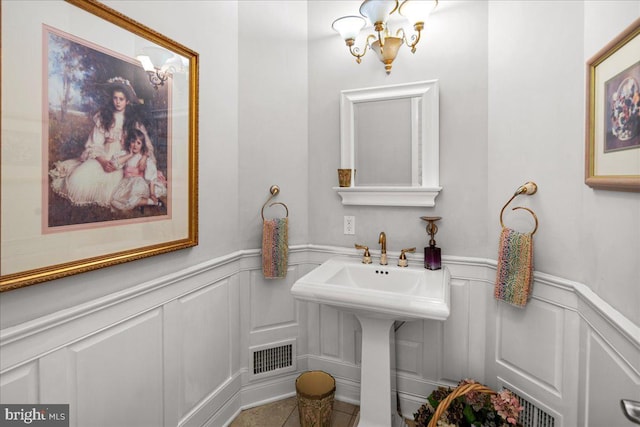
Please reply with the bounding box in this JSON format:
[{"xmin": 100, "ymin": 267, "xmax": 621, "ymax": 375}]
[
  {"xmin": 499, "ymin": 182, "xmax": 539, "ymax": 235},
  {"xmin": 261, "ymin": 185, "xmax": 289, "ymax": 220},
  {"xmin": 502, "ymin": 206, "xmax": 538, "ymax": 235},
  {"xmin": 262, "ymin": 202, "xmax": 289, "ymax": 220}
]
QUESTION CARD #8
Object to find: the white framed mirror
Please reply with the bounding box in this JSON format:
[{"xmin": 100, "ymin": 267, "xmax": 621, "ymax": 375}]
[{"xmin": 334, "ymin": 80, "xmax": 441, "ymax": 206}]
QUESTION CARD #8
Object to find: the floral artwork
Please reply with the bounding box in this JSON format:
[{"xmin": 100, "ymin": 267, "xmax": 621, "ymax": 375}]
[
  {"xmin": 585, "ymin": 18, "xmax": 640, "ymax": 191},
  {"xmin": 604, "ymin": 61, "xmax": 640, "ymax": 153},
  {"xmin": 413, "ymin": 379, "xmax": 524, "ymax": 427}
]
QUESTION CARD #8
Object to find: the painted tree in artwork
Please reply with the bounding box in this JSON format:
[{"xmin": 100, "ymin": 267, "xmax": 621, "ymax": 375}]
[
  {"xmin": 48, "ymin": 33, "xmax": 90, "ymax": 121},
  {"xmin": 47, "ymin": 31, "xmax": 118, "ymax": 121}
]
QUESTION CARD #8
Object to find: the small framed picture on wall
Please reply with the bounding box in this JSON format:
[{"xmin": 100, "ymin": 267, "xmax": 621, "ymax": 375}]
[{"xmin": 585, "ymin": 17, "xmax": 640, "ymax": 192}]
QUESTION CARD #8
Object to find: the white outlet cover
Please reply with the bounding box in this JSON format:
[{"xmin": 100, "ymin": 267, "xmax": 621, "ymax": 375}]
[{"xmin": 344, "ymin": 216, "xmax": 355, "ymax": 235}]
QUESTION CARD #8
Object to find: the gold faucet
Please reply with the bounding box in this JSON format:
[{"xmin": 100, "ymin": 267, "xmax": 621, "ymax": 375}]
[{"xmin": 378, "ymin": 232, "xmax": 387, "ymax": 265}]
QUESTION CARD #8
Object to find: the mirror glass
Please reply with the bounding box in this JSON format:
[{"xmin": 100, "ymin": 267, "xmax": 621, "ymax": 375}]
[
  {"xmin": 335, "ymin": 80, "xmax": 441, "ymax": 207},
  {"xmin": 354, "ymin": 98, "xmax": 413, "ymax": 186}
]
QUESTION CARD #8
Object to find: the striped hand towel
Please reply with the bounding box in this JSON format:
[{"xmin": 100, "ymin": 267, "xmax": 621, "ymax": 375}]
[
  {"xmin": 262, "ymin": 217, "xmax": 288, "ymax": 279},
  {"xmin": 494, "ymin": 227, "xmax": 533, "ymax": 307}
]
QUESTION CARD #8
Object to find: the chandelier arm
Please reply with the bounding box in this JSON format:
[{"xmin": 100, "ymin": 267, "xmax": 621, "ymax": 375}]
[
  {"xmin": 348, "ymin": 41, "xmax": 370, "ymax": 64},
  {"xmin": 365, "ymin": 33, "xmax": 377, "ymax": 47},
  {"xmin": 376, "ymin": 29, "xmax": 385, "ymax": 49},
  {"xmin": 396, "ymin": 26, "xmax": 420, "ymax": 52},
  {"xmin": 405, "ymin": 29, "xmax": 422, "ymax": 53},
  {"xmin": 147, "ymin": 70, "xmax": 168, "ymax": 90},
  {"xmin": 363, "ymin": 33, "xmax": 382, "ymax": 56}
]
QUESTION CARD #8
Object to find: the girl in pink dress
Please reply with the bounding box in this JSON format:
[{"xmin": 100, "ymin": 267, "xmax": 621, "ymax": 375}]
[{"xmin": 110, "ymin": 129, "xmax": 166, "ymax": 212}]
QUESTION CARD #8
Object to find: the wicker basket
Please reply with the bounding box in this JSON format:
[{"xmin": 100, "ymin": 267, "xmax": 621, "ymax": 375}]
[{"xmin": 427, "ymin": 382, "xmax": 497, "ymax": 427}]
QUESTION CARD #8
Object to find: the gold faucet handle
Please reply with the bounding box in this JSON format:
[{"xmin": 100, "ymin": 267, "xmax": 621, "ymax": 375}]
[
  {"xmin": 355, "ymin": 244, "xmax": 372, "ymax": 264},
  {"xmin": 398, "ymin": 247, "xmax": 416, "ymax": 267}
]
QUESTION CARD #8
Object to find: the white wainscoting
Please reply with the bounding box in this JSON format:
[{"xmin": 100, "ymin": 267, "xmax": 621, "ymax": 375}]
[
  {"xmin": 0, "ymin": 252, "xmax": 246, "ymax": 427},
  {"xmin": 1, "ymin": 246, "xmax": 638, "ymax": 427}
]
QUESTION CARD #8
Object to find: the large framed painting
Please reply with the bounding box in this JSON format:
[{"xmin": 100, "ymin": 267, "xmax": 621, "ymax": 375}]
[
  {"xmin": 1, "ymin": 0, "xmax": 199, "ymax": 291},
  {"xmin": 585, "ymin": 17, "xmax": 640, "ymax": 192}
]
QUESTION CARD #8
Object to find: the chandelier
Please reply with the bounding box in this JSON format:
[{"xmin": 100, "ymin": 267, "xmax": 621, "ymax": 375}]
[
  {"xmin": 136, "ymin": 47, "xmax": 187, "ymax": 90},
  {"xmin": 332, "ymin": 0, "xmax": 437, "ymax": 74}
]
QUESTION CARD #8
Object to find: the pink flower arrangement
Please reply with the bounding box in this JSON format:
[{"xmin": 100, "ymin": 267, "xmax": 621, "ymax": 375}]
[
  {"xmin": 414, "ymin": 379, "xmax": 524, "ymax": 427},
  {"xmin": 491, "ymin": 390, "xmax": 523, "ymax": 425}
]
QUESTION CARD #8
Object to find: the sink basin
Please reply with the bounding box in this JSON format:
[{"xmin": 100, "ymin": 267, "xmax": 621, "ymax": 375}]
[
  {"xmin": 291, "ymin": 256, "xmax": 450, "ymax": 427},
  {"xmin": 291, "ymin": 256, "xmax": 450, "ymax": 321}
]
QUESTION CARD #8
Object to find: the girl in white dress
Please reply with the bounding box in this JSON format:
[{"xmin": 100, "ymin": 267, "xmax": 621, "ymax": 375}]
[
  {"xmin": 50, "ymin": 77, "xmax": 154, "ymax": 207},
  {"xmin": 110, "ymin": 129, "xmax": 166, "ymax": 212}
]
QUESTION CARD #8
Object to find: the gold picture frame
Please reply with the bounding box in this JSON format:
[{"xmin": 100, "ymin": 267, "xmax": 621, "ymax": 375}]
[
  {"xmin": 585, "ymin": 17, "xmax": 640, "ymax": 192},
  {"xmin": 1, "ymin": 0, "xmax": 199, "ymax": 291}
]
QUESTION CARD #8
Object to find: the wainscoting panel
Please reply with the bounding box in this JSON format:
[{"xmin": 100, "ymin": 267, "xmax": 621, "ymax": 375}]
[
  {"xmin": 320, "ymin": 304, "xmax": 341, "ymax": 359},
  {"xmin": 395, "ymin": 339, "xmax": 422, "ymax": 376},
  {"xmin": 496, "ymin": 299, "xmax": 564, "ymax": 392},
  {"xmin": 70, "ymin": 309, "xmax": 164, "ymax": 427},
  {"xmin": 39, "ymin": 349, "xmax": 72, "ymax": 404},
  {"xmin": 493, "ymin": 278, "xmax": 582, "ymax": 426},
  {"xmin": 421, "ymin": 313, "xmax": 442, "ymax": 380},
  {"xmin": 343, "ymin": 313, "xmax": 360, "ymax": 365},
  {"xmin": 0, "ymin": 362, "xmax": 38, "ymax": 404},
  {"xmin": 441, "ymin": 278, "xmax": 471, "ymax": 383},
  {"xmin": 354, "ymin": 329, "xmax": 362, "ymax": 366},
  {"xmin": 584, "ymin": 327, "xmax": 640, "ymax": 426},
  {"xmin": 249, "ymin": 267, "xmax": 298, "ymax": 331},
  {"xmin": 395, "ymin": 320, "xmax": 425, "ymax": 377},
  {"xmin": 178, "ymin": 281, "xmax": 231, "ymax": 414}
]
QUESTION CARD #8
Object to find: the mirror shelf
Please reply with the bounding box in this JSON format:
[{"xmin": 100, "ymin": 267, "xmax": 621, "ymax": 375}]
[
  {"xmin": 335, "ymin": 80, "xmax": 441, "ymax": 207},
  {"xmin": 333, "ymin": 186, "xmax": 441, "ymax": 207}
]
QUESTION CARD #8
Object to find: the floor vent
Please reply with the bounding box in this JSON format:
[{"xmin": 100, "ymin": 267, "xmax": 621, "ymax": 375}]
[
  {"xmin": 250, "ymin": 339, "xmax": 296, "ymax": 379},
  {"xmin": 508, "ymin": 389, "xmax": 556, "ymax": 427}
]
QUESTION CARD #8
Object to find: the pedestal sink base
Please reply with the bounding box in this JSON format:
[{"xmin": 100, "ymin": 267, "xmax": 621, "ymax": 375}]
[{"xmin": 356, "ymin": 315, "xmax": 395, "ymax": 427}]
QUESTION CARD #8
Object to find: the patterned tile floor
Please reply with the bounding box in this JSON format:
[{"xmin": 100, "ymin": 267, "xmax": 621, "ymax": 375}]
[{"xmin": 229, "ymin": 396, "xmax": 360, "ymax": 427}]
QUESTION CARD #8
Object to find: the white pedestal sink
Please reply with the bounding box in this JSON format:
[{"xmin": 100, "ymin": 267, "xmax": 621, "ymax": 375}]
[{"xmin": 291, "ymin": 257, "xmax": 451, "ymax": 427}]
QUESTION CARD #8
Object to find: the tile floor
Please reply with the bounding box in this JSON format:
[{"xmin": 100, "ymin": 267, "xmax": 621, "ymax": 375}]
[{"xmin": 229, "ymin": 396, "xmax": 360, "ymax": 427}]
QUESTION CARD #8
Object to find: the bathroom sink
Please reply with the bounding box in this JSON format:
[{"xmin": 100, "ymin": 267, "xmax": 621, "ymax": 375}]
[
  {"xmin": 291, "ymin": 256, "xmax": 450, "ymax": 322},
  {"xmin": 291, "ymin": 256, "xmax": 450, "ymax": 426}
]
